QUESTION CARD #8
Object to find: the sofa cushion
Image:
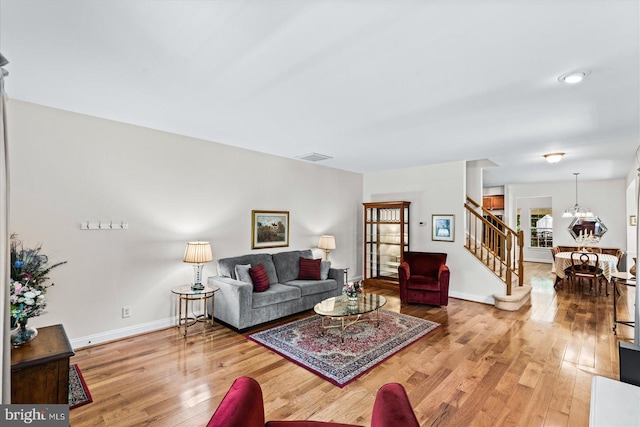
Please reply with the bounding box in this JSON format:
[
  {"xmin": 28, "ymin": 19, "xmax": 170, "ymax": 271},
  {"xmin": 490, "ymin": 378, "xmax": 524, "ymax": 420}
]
[
  {"xmin": 218, "ymin": 253, "xmax": 279, "ymax": 284},
  {"xmin": 298, "ymin": 258, "xmax": 321, "ymax": 280},
  {"xmin": 320, "ymin": 261, "xmax": 331, "ymax": 280},
  {"xmin": 250, "ymin": 264, "xmax": 270, "ymax": 292},
  {"xmin": 283, "ymin": 279, "xmax": 337, "ymax": 297},
  {"xmin": 235, "ymin": 264, "xmax": 253, "ymax": 284},
  {"xmin": 406, "ymin": 275, "xmax": 440, "ymax": 291},
  {"xmin": 272, "ymin": 250, "xmax": 313, "ymax": 283},
  {"xmin": 252, "ymin": 283, "xmax": 301, "ymax": 308}
]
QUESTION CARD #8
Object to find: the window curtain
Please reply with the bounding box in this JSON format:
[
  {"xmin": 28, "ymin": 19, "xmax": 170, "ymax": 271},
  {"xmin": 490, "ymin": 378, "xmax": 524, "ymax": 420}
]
[{"xmin": 0, "ymin": 52, "xmax": 10, "ymax": 403}]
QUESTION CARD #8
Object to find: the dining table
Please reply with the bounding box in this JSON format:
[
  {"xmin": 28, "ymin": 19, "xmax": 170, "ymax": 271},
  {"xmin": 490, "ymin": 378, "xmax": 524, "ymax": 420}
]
[{"xmin": 553, "ymin": 251, "xmax": 620, "ymax": 289}]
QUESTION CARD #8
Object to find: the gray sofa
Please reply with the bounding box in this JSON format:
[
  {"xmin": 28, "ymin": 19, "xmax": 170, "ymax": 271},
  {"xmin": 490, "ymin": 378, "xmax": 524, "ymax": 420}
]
[{"xmin": 207, "ymin": 249, "xmax": 344, "ymax": 331}]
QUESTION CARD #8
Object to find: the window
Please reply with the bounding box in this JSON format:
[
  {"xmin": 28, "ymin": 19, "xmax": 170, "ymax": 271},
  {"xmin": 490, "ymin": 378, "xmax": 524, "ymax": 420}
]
[{"xmin": 530, "ymin": 208, "xmax": 553, "ymax": 248}]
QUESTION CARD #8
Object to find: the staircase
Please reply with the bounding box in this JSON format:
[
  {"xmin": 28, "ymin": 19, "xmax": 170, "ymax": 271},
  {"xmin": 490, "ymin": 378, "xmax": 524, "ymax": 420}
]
[{"xmin": 464, "ymin": 197, "xmax": 531, "ymax": 311}]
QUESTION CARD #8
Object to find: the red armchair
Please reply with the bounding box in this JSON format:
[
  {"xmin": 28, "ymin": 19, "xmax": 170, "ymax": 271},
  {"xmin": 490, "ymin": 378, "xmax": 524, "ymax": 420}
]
[
  {"xmin": 398, "ymin": 252, "xmax": 450, "ymax": 306},
  {"xmin": 206, "ymin": 377, "xmax": 419, "ymax": 427}
]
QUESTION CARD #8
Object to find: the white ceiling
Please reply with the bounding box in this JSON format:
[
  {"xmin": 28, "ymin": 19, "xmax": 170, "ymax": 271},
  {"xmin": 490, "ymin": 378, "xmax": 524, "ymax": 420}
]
[{"xmin": 1, "ymin": 0, "xmax": 638, "ymax": 187}]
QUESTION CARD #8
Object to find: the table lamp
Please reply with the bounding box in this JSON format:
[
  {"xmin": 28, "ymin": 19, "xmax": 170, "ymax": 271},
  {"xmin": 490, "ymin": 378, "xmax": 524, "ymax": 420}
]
[
  {"xmin": 318, "ymin": 235, "xmax": 336, "ymax": 261},
  {"xmin": 183, "ymin": 241, "xmax": 213, "ymax": 291}
]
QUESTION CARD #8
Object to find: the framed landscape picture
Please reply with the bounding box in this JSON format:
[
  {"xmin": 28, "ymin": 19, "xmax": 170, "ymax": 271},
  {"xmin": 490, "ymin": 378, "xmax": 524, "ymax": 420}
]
[
  {"xmin": 252, "ymin": 210, "xmax": 290, "ymax": 249},
  {"xmin": 432, "ymin": 214, "xmax": 454, "ymax": 242}
]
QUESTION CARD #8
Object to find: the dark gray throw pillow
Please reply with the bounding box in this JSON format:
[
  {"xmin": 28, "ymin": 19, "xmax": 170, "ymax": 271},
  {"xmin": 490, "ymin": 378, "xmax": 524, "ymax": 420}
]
[{"xmin": 320, "ymin": 260, "xmax": 331, "ymax": 280}]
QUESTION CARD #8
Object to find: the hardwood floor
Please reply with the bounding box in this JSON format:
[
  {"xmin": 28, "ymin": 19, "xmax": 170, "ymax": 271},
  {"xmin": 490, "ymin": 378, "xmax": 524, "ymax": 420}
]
[{"xmin": 69, "ymin": 262, "xmax": 635, "ymax": 426}]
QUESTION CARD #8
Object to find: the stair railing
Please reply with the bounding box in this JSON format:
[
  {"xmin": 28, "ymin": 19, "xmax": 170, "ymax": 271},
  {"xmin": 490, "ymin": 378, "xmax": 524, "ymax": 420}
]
[{"xmin": 464, "ymin": 197, "xmax": 524, "ymax": 295}]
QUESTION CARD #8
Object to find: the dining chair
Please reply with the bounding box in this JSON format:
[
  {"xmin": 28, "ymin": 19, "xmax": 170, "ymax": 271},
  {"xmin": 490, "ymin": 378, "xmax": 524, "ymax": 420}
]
[
  {"xmin": 614, "ymin": 249, "xmax": 625, "ymax": 296},
  {"xmin": 615, "ymin": 249, "xmax": 624, "ymax": 269},
  {"xmin": 579, "ymin": 246, "xmax": 602, "ymax": 254},
  {"xmin": 569, "ymin": 251, "xmax": 606, "ymax": 295},
  {"xmin": 550, "ymin": 246, "xmax": 568, "ymax": 289}
]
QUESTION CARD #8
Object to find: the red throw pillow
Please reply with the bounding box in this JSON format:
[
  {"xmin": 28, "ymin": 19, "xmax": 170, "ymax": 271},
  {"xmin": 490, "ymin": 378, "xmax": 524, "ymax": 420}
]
[
  {"xmin": 298, "ymin": 258, "xmax": 321, "ymax": 280},
  {"xmin": 249, "ymin": 264, "xmax": 270, "ymax": 292}
]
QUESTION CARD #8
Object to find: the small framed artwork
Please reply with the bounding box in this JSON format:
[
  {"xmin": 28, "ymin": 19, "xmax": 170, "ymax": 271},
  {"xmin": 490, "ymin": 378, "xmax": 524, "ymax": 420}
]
[
  {"xmin": 252, "ymin": 210, "xmax": 290, "ymax": 249},
  {"xmin": 631, "ymin": 215, "xmax": 637, "ymax": 226},
  {"xmin": 432, "ymin": 214, "xmax": 455, "ymax": 242}
]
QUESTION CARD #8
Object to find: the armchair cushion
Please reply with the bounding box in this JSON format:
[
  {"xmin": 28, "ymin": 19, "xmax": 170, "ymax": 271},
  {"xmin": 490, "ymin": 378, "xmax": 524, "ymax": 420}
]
[
  {"xmin": 403, "ymin": 252, "xmax": 447, "ymax": 277},
  {"xmin": 405, "ymin": 275, "xmax": 441, "ymax": 291}
]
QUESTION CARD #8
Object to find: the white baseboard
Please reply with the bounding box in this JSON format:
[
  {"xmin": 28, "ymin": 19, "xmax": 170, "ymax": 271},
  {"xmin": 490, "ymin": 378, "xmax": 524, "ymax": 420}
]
[
  {"xmin": 525, "ymin": 258, "xmax": 553, "ymax": 264},
  {"xmin": 449, "ymin": 291, "xmax": 494, "ymax": 305},
  {"xmin": 70, "ymin": 316, "xmax": 178, "ymax": 349}
]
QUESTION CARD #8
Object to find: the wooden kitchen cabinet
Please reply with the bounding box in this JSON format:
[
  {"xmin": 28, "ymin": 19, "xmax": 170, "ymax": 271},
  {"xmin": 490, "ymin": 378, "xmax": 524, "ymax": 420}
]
[{"xmin": 483, "ymin": 195, "xmax": 504, "ymax": 210}]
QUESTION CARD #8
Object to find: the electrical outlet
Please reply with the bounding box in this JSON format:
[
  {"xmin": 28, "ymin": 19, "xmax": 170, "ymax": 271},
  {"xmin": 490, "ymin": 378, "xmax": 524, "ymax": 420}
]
[{"xmin": 122, "ymin": 306, "xmax": 131, "ymax": 318}]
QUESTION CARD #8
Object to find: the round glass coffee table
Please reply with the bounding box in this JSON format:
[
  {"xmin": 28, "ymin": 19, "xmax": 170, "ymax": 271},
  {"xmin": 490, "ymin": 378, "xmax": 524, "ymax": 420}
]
[{"xmin": 313, "ymin": 293, "xmax": 387, "ymax": 343}]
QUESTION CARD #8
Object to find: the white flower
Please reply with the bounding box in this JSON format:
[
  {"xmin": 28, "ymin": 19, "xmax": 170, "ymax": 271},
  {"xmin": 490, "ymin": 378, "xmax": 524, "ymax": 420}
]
[
  {"xmin": 24, "ymin": 298, "xmax": 35, "ymax": 305},
  {"xmin": 24, "ymin": 291, "xmax": 36, "ymax": 299}
]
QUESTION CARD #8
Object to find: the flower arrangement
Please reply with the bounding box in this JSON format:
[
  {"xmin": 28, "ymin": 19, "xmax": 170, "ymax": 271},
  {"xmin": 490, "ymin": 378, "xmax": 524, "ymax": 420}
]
[
  {"xmin": 343, "ymin": 281, "xmax": 363, "ymax": 298},
  {"xmin": 9, "ymin": 234, "xmax": 67, "ymax": 327}
]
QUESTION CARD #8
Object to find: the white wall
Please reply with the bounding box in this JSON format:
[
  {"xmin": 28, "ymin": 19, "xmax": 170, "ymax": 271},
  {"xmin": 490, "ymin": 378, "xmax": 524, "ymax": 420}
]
[
  {"xmin": 7, "ymin": 100, "xmax": 363, "ymax": 347},
  {"xmin": 465, "ymin": 161, "xmax": 483, "ymax": 206},
  {"xmin": 625, "ymin": 167, "xmax": 638, "ymax": 261},
  {"xmin": 507, "ymin": 179, "xmax": 626, "ymax": 260},
  {"xmin": 364, "ymin": 161, "xmax": 505, "ymax": 304}
]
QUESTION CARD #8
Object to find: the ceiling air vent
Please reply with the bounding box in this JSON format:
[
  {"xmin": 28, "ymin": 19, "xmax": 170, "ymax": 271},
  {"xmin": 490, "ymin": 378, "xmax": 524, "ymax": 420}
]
[{"xmin": 295, "ymin": 152, "xmax": 332, "ymax": 162}]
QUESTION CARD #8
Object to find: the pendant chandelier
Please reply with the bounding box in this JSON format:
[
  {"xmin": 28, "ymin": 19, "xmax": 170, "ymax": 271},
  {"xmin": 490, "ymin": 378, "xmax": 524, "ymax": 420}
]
[{"xmin": 562, "ymin": 173, "xmax": 594, "ymax": 218}]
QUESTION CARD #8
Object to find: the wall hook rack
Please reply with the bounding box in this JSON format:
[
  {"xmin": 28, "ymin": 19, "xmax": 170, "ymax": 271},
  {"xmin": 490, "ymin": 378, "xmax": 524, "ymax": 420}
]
[{"xmin": 81, "ymin": 220, "xmax": 129, "ymax": 230}]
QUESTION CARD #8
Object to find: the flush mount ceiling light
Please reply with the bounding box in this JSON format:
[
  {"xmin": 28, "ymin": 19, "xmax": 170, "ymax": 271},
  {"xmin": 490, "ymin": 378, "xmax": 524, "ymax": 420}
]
[
  {"xmin": 544, "ymin": 152, "xmax": 565, "ymax": 163},
  {"xmin": 558, "ymin": 69, "xmax": 591, "ymax": 84}
]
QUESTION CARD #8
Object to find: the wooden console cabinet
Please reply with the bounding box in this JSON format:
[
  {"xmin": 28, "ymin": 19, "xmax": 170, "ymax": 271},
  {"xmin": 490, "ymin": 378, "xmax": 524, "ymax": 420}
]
[{"xmin": 11, "ymin": 324, "xmax": 74, "ymax": 404}]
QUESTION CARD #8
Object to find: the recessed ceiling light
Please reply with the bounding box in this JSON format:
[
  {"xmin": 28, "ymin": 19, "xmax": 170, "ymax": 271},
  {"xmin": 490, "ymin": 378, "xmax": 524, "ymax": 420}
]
[
  {"xmin": 558, "ymin": 69, "xmax": 591, "ymax": 84},
  {"xmin": 544, "ymin": 152, "xmax": 565, "ymax": 163}
]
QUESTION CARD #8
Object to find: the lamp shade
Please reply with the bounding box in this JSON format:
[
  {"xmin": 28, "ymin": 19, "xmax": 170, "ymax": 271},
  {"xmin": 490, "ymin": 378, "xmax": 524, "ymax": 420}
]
[
  {"xmin": 318, "ymin": 235, "xmax": 336, "ymax": 250},
  {"xmin": 183, "ymin": 242, "xmax": 213, "ymax": 264}
]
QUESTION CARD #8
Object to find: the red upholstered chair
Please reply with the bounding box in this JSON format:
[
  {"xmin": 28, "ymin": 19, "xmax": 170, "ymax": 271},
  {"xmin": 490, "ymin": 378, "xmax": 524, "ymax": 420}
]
[
  {"xmin": 207, "ymin": 376, "xmax": 265, "ymax": 427},
  {"xmin": 371, "ymin": 383, "xmax": 420, "ymax": 427},
  {"xmin": 398, "ymin": 252, "xmax": 450, "ymax": 306},
  {"xmin": 207, "ymin": 377, "xmax": 419, "ymax": 427}
]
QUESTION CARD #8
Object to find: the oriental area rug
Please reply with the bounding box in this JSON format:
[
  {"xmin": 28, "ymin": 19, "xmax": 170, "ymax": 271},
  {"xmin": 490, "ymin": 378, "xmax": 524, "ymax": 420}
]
[
  {"xmin": 69, "ymin": 364, "xmax": 93, "ymax": 409},
  {"xmin": 248, "ymin": 310, "xmax": 439, "ymax": 387}
]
